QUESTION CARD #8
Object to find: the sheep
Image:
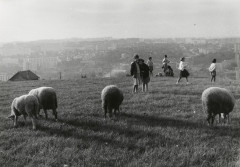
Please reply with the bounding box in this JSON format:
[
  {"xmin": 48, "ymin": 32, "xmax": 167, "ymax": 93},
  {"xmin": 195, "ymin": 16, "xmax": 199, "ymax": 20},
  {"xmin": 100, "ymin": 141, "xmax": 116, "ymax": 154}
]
[
  {"xmin": 101, "ymin": 85, "xmax": 123, "ymax": 118},
  {"xmin": 28, "ymin": 87, "xmax": 58, "ymax": 120},
  {"xmin": 8, "ymin": 94, "xmax": 39, "ymax": 130},
  {"xmin": 201, "ymin": 87, "xmax": 235, "ymax": 125}
]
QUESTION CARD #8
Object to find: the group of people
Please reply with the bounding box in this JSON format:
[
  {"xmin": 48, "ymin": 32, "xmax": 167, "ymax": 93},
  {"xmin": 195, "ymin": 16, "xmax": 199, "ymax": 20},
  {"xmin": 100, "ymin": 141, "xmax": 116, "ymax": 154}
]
[
  {"xmin": 176, "ymin": 57, "xmax": 217, "ymax": 84},
  {"xmin": 130, "ymin": 54, "xmax": 153, "ymax": 93},
  {"xmin": 162, "ymin": 55, "xmax": 174, "ymax": 76},
  {"xmin": 130, "ymin": 53, "xmax": 217, "ymax": 93}
]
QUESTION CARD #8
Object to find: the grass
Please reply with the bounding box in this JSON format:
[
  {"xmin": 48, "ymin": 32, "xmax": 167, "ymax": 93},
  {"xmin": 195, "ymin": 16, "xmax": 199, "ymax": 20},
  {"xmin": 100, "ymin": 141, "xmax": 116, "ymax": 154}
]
[{"xmin": 0, "ymin": 76, "xmax": 240, "ymax": 167}]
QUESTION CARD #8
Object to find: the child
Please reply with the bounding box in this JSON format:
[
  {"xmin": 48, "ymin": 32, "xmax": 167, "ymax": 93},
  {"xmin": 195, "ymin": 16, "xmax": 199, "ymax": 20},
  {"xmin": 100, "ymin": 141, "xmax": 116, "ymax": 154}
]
[
  {"xmin": 176, "ymin": 57, "xmax": 189, "ymax": 84},
  {"xmin": 139, "ymin": 59, "xmax": 150, "ymax": 92},
  {"xmin": 209, "ymin": 59, "xmax": 216, "ymax": 82},
  {"xmin": 147, "ymin": 57, "xmax": 154, "ymax": 76}
]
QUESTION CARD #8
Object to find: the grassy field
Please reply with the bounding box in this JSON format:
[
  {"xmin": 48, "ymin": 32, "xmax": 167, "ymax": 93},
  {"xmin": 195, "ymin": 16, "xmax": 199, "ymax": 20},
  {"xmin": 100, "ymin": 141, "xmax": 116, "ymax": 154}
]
[{"xmin": 0, "ymin": 76, "xmax": 240, "ymax": 167}]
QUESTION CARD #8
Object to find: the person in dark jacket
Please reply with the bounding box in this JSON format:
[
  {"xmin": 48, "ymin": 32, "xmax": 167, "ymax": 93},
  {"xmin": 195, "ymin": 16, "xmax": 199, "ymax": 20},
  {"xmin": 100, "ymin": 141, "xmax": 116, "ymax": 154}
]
[
  {"xmin": 139, "ymin": 59, "xmax": 150, "ymax": 92},
  {"xmin": 130, "ymin": 54, "xmax": 141, "ymax": 93}
]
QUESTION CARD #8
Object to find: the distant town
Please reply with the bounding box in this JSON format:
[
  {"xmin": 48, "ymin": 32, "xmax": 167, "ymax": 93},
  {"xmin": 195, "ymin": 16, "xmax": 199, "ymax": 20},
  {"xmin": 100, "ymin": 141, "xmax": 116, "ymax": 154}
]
[{"xmin": 0, "ymin": 37, "xmax": 240, "ymax": 81}]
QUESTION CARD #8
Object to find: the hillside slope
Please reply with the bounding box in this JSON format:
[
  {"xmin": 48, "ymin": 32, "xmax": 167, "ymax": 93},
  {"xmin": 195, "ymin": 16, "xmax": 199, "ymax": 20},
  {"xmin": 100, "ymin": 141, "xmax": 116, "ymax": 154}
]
[{"xmin": 0, "ymin": 77, "xmax": 240, "ymax": 167}]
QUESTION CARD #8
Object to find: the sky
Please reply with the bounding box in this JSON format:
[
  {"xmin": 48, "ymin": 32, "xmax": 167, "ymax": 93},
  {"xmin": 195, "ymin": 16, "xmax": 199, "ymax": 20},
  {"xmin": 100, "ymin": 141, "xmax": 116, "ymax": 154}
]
[{"xmin": 0, "ymin": 0, "xmax": 240, "ymax": 42}]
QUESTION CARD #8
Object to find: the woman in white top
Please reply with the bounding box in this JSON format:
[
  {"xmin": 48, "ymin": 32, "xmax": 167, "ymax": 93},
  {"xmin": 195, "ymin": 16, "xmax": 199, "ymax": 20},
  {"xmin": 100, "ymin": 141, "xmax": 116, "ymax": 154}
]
[
  {"xmin": 176, "ymin": 57, "xmax": 189, "ymax": 84},
  {"xmin": 209, "ymin": 59, "xmax": 216, "ymax": 82}
]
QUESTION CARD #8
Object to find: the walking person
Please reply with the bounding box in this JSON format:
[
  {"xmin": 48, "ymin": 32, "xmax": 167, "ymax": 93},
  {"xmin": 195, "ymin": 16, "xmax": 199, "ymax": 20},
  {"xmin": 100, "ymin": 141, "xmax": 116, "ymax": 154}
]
[
  {"xmin": 209, "ymin": 59, "xmax": 217, "ymax": 82},
  {"xmin": 147, "ymin": 57, "xmax": 154, "ymax": 76},
  {"xmin": 162, "ymin": 55, "xmax": 170, "ymax": 76},
  {"xmin": 139, "ymin": 59, "xmax": 150, "ymax": 92},
  {"xmin": 176, "ymin": 57, "xmax": 190, "ymax": 84},
  {"xmin": 130, "ymin": 54, "xmax": 141, "ymax": 93}
]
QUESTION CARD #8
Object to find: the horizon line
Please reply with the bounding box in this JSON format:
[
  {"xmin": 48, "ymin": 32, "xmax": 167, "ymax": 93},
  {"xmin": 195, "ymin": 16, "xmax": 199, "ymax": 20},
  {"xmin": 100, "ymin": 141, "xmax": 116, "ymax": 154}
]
[{"xmin": 1, "ymin": 36, "xmax": 240, "ymax": 44}]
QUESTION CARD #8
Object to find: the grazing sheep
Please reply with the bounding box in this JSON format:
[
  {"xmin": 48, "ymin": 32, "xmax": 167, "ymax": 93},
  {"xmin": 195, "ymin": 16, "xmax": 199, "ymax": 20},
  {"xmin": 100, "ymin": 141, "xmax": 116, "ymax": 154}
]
[
  {"xmin": 29, "ymin": 87, "xmax": 58, "ymax": 120},
  {"xmin": 202, "ymin": 87, "xmax": 235, "ymax": 125},
  {"xmin": 101, "ymin": 85, "xmax": 123, "ymax": 118},
  {"xmin": 8, "ymin": 94, "xmax": 39, "ymax": 130}
]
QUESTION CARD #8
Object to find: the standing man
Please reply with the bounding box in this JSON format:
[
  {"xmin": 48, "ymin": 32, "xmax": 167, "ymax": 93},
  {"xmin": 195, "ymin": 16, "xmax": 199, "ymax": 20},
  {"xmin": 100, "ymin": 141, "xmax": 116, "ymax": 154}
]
[
  {"xmin": 147, "ymin": 57, "xmax": 154, "ymax": 76},
  {"xmin": 130, "ymin": 54, "xmax": 141, "ymax": 93},
  {"xmin": 139, "ymin": 59, "xmax": 150, "ymax": 92}
]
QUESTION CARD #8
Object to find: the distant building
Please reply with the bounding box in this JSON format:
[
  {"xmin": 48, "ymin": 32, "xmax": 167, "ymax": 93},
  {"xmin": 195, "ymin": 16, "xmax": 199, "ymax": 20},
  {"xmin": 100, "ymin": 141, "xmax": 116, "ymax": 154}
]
[
  {"xmin": 185, "ymin": 38, "xmax": 206, "ymax": 44},
  {"xmin": 0, "ymin": 73, "xmax": 9, "ymax": 81},
  {"xmin": 0, "ymin": 57, "xmax": 19, "ymax": 65},
  {"xmin": 0, "ymin": 44, "xmax": 32, "ymax": 56},
  {"xmin": 198, "ymin": 47, "xmax": 216, "ymax": 54},
  {"xmin": 216, "ymin": 63, "xmax": 223, "ymax": 72},
  {"xmin": 185, "ymin": 38, "xmax": 194, "ymax": 44},
  {"xmin": 174, "ymin": 38, "xmax": 186, "ymax": 44},
  {"xmin": 9, "ymin": 70, "xmax": 39, "ymax": 81},
  {"xmin": 23, "ymin": 57, "xmax": 58, "ymax": 71},
  {"xmin": 196, "ymin": 39, "xmax": 207, "ymax": 44},
  {"xmin": 108, "ymin": 43, "xmax": 117, "ymax": 50},
  {"xmin": 234, "ymin": 43, "xmax": 240, "ymax": 53},
  {"xmin": 199, "ymin": 48, "xmax": 209, "ymax": 54}
]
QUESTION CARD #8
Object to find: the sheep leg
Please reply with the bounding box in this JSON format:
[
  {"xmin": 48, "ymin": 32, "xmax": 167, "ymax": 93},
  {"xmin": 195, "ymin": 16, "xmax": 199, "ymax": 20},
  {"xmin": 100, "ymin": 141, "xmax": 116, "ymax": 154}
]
[
  {"xmin": 43, "ymin": 109, "xmax": 48, "ymax": 119},
  {"xmin": 222, "ymin": 113, "xmax": 226, "ymax": 124},
  {"xmin": 31, "ymin": 117, "xmax": 37, "ymax": 130},
  {"xmin": 37, "ymin": 108, "xmax": 41, "ymax": 118},
  {"xmin": 146, "ymin": 84, "xmax": 148, "ymax": 92},
  {"xmin": 211, "ymin": 114, "xmax": 216, "ymax": 125},
  {"xmin": 14, "ymin": 115, "xmax": 18, "ymax": 128},
  {"xmin": 114, "ymin": 107, "xmax": 120, "ymax": 117},
  {"xmin": 135, "ymin": 85, "xmax": 138, "ymax": 93},
  {"xmin": 115, "ymin": 106, "xmax": 119, "ymax": 116},
  {"xmin": 23, "ymin": 115, "xmax": 27, "ymax": 125},
  {"xmin": 103, "ymin": 104, "xmax": 107, "ymax": 118},
  {"xmin": 224, "ymin": 113, "xmax": 229, "ymax": 124},
  {"xmin": 132, "ymin": 85, "xmax": 135, "ymax": 93},
  {"xmin": 218, "ymin": 114, "xmax": 221, "ymax": 124},
  {"xmin": 207, "ymin": 113, "xmax": 212, "ymax": 125},
  {"xmin": 52, "ymin": 109, "xmax": 58, "ymax": 121},
  {"xmin": 116, "ymin": 106, "xmax": 121, "ymax": 116},
  {"xmin": 218, "ymin": 113, "xmax": 224, "ymax": 124},
  {"xmin": 108, "ymin": 106, "xmax": 113, "ymax": 118},
  {"xmin": 142, "ymin": 84, "xmax": 145, "ymax": 92}
]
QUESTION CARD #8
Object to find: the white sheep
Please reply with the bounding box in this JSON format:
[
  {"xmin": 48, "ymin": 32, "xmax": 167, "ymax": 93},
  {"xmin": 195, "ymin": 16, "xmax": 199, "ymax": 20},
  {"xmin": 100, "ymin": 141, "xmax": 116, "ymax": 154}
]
[
  {"xmin": 8, "ymin": 94, "xmax": 39, "ymax": 130},
  {"xmin": 29, "ymin": 87, "xmax": 58, "ymax": 120},
  {"xmin": 202, "ymin": 87, "xmax": 235, "ymax": 125},
  {"xmin": 101, "ymin": 85, "xmax": 123, "ymax": 118}
]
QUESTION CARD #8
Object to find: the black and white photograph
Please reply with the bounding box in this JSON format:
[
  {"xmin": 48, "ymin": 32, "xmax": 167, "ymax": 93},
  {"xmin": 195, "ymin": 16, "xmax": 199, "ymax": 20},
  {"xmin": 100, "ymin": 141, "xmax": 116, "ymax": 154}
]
[{"xmin": 0, "ymin": 0, "xmax": 240, "ymax": 166}]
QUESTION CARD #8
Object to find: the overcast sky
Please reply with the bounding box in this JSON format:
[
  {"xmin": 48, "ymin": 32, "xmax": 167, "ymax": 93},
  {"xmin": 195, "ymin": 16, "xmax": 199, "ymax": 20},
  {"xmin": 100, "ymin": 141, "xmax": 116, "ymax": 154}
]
[{"xmin": 0, "ymin": 0, "xmax": 240, "ymax": 42}]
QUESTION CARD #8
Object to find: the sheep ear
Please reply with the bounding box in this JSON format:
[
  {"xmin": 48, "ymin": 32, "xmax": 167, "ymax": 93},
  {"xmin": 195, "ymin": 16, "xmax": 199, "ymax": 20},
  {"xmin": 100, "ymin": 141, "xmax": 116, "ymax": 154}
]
[{"xmin": 8, "ymin": 115, "xmax": 14, "ymax": 119}]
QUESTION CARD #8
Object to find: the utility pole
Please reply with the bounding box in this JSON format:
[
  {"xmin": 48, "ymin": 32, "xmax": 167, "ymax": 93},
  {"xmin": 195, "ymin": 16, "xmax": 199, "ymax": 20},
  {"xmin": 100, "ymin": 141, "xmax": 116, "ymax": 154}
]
[
  {"xmin": 235, "ymin": 43, "xmax": 240, "ymax": 80},
  {"xmin": 59, "ymin": 72, "xmax": 62, "ymax": 80}
]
